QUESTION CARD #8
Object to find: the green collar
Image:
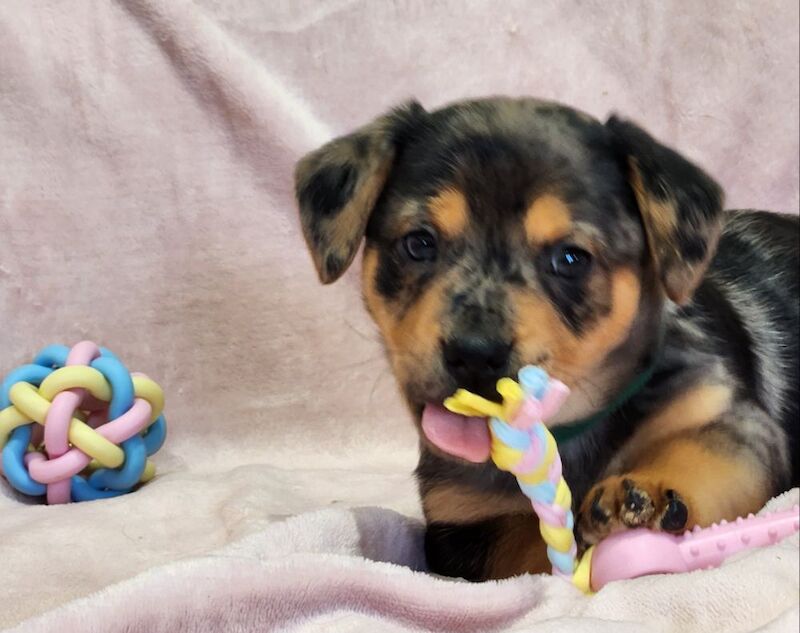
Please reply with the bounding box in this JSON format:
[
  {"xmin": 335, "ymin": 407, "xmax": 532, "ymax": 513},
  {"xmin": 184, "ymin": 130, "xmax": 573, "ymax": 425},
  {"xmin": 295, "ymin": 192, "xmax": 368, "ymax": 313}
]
[{"xmin": 550, "ymin": 360, "xmax": 658, "ymax": 445}]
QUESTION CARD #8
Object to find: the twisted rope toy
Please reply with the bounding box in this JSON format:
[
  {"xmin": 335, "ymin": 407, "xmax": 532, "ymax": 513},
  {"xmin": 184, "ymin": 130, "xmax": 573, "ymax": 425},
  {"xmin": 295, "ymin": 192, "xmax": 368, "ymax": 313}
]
[
  {"xmin": 445, "ymin": 365, "xmax": 593, "ymax": 591},
  {"xmin": 0, "ymin": 341, "xmax": 167, "ymax": 504},
  {"xmin": 445, "ymin": 366, "xmax": 800, "ymax": 593}
]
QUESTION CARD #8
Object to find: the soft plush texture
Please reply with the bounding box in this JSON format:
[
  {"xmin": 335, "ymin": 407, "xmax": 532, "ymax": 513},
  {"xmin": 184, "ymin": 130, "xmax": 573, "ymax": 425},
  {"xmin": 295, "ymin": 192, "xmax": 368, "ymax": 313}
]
[
  {"xmin": 0, "ymin": 1, "xmax": 797, "ymax": 631},
  {"xmin": 7, "ymin": 491, "xmax": 800, "ymax": 633}
]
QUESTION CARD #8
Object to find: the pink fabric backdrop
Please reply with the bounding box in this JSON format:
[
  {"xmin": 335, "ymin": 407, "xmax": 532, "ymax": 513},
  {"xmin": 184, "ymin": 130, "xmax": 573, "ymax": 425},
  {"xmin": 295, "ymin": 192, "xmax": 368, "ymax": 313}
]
[{"xmin": 0, "ymin": 1, "xmax": 797, "ymax": 629}]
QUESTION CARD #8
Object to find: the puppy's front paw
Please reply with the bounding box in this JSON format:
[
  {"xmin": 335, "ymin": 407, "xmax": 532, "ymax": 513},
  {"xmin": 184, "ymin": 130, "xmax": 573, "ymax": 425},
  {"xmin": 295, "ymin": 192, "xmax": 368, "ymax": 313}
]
[{"xmin": 577, "ymin": 475, "xmax": 690, "ymax": 546}]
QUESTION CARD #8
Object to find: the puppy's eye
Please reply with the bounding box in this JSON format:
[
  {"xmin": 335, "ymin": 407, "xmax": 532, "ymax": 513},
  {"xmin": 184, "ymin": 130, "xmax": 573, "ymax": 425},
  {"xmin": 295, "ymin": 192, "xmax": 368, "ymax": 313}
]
[
  {"xmin": 402, "ymin": 230, "xmax": 438, "ymax": 262},
  {"xmin": 549, "ymin": 245, "xmax": 592, "ymax": 279}
]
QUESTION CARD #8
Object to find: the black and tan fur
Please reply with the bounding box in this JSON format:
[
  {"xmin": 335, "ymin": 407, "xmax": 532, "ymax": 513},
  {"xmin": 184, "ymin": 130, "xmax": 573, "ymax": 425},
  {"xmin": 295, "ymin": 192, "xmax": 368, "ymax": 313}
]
[{"xmin": 295, "ymin": 97, "xmax": 799, "ymax": 581}]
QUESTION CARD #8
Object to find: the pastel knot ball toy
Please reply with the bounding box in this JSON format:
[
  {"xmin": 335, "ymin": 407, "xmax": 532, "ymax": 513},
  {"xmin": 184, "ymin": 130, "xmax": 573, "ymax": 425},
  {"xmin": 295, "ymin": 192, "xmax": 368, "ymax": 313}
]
[{"xmin": 0, "ymin": 341, "xmax": 167, "ymax": 504}]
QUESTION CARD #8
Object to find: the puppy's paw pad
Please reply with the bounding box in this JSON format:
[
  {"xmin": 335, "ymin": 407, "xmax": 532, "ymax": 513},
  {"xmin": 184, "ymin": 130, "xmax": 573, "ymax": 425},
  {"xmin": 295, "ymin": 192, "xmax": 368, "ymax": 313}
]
[
  {"xmin": 659, "ymin": 489, "xmax": 689, "ymax": 532},
  {"xmin": 578, "ymin": 475, "xmax": 690, "ymax": 545},
  {"xmin": 620, "ymin": 478, "xmax": 656, "ymax": 526}
]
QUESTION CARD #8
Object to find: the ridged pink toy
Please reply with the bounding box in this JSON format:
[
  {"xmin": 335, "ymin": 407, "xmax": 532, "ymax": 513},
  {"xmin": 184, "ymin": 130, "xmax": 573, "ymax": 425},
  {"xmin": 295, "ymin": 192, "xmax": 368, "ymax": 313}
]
[{"xmin": 590, "ymin": 505, "xmax": 800, "ymax": 591}]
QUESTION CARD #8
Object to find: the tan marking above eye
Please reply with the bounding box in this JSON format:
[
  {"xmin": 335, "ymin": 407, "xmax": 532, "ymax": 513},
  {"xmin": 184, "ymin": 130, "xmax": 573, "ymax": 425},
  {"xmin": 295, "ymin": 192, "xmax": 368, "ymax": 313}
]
[
  {"xmin": 429, "ymin": 188, "xmax": 469, "ymax": 238},
  {"xmin": 524, "ymin": 194, "xmax": 573, "ymax": 245}
]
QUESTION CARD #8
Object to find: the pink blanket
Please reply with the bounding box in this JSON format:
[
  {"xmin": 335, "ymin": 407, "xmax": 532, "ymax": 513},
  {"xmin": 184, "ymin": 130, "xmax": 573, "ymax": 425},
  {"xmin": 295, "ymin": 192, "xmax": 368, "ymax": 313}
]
[{"xmin": 0, "ymin": 1, "xmax": 797, "ymax": 631}]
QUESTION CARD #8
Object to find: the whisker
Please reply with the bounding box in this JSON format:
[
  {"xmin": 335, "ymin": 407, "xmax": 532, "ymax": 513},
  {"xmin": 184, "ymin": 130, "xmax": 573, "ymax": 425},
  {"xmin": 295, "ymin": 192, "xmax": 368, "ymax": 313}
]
[
  {"xmin": 336, "ymin": 354, "xmax": 387, "ymax": 371},
  {"xmin": 369, "ymin": 367, "xmax": 392, "ymax": 404},
  {"xmin": 343, "ymin": 319, "xmax": 380, "ymax": 343}
]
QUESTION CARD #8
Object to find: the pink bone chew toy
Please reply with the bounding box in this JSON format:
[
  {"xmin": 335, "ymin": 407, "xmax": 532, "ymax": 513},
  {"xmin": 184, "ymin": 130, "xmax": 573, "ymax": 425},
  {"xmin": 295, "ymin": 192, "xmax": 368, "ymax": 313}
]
[
  {"xmin": 590, "ymin": 506, "xmax": 800, "ymax": 590},
  {"xmin": 441, "ymin": 366, "xmax": 800, "ymax": 593}
]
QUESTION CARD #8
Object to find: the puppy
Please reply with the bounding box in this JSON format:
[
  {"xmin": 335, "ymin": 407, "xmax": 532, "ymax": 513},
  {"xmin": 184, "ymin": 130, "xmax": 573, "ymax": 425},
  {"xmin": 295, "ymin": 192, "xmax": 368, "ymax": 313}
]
[{"xmin": 294, "ymin": 97, "xmax": 799, "ymax": 581}]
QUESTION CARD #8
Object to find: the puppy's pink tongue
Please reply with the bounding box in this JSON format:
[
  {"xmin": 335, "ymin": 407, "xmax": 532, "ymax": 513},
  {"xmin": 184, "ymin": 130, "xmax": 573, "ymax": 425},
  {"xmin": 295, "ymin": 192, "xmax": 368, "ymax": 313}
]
[{"xmin": 421, "ymin": 404, "xmax": 490, "ymax": 463}]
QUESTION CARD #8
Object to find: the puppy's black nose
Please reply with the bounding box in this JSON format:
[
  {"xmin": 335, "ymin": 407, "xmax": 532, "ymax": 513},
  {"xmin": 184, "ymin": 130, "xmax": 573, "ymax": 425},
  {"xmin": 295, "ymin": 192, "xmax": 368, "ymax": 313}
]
[{"xmin": 442, "ymin": 336, "xmax": 512, "ymax": 398}]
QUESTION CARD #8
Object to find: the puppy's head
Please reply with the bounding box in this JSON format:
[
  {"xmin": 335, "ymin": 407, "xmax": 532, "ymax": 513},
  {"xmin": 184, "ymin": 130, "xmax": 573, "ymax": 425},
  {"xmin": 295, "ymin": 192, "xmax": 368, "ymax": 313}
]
[{"xmin": 295, "ymin": 98, "xmax": 723, "ymax": 457}]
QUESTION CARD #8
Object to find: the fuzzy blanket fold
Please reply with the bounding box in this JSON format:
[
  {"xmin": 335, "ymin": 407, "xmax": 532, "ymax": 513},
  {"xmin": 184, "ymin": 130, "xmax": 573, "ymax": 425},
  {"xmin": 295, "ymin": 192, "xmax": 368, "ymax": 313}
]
[{"xmin": 7, "ymin": 491, "xmax": 800, "ymax": 633}]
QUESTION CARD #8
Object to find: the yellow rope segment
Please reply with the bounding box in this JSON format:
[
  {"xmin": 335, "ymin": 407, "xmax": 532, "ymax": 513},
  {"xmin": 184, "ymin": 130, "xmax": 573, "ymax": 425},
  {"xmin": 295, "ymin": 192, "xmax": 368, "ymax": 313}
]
[
  {"xmin": 8, "ymin": 381, "xmax": 124, "ymax": 467},
  {"xmin": 445, "ymin": 376, "xmax": 595, "ymax": 594}
]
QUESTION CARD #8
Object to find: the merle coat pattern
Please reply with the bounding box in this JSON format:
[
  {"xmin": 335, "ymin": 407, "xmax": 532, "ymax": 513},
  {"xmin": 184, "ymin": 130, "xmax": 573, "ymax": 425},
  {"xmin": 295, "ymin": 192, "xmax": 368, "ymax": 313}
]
[{"xmin": 294, "ymin": 98, "xmax": 798, "ymax": 581}]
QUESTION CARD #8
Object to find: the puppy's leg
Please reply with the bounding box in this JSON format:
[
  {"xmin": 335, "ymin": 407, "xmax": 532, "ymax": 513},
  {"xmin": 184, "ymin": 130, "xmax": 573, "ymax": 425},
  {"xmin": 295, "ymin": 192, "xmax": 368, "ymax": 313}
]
[
  {"xmin": 578, "ymin": 402, "xmax": 790, "ymax": 545},
  {"xmin": 423, "ymin": 484, "xmax": 549, "ymax": 580}
]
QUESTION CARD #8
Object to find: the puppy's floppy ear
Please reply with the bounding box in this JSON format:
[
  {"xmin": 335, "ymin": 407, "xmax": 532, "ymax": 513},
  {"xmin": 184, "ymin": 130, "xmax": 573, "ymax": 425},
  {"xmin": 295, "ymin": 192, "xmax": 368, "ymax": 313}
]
[
  {"xmin": 606, "ymin": 116, "xmax": 725, "ymax": 304},
  {"xmin": 295, "ymin": 101, "xmax": 425, "ymax": 284}
]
